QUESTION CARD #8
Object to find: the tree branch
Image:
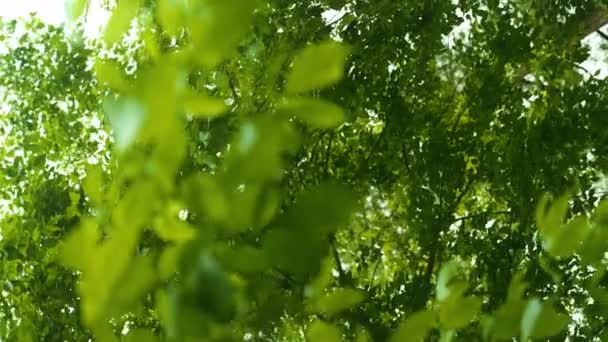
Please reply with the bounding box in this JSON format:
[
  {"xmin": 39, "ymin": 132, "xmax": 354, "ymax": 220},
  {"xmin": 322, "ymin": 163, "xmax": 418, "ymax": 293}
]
[
  {"xmin": 451, "ymin": 211, "xmax": 512, "ymax": 224},
  {"xmin": 514, "ymin": 7, "xmax": 608, "ymax": 82}
]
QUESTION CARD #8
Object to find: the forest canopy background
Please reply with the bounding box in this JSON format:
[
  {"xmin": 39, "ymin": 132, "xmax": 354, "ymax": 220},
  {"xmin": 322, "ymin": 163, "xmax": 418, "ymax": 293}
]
[{"xmin": 1, "ymin": 0, "xmax": 608, "ymax": 341}]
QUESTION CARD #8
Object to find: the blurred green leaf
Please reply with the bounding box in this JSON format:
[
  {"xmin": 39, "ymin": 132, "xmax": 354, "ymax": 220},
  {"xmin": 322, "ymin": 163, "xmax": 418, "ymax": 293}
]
[
  {"xmin": 216, "ymin": 245, "xmax": 269, "ymax": 274},
  {"xmin": 521, "ymin": 298, "xmax": 568, "ymax": 340},
  {"xmin": 177, "ymin": 249, "xmax": 237, "ymax": 323},
  {"xmin": 307, "ymin": 320, "xmax": 342, "ymax": 342},
  {"xmin": 156, "ymin": 0, "xmax": 185, "ymax": 36},
  {"xmin": 154, "ymin": 218, "xmax": 196, "ymax": 243},
  {"xmin": 535, "ymin": 193, "xmax": 570, "ymax": 236},
  {"xmin": 181, "ymin": 174, "xmax": 228, "ymax": 223},
  {"xmin": 188, "ymin": 0, "xmax": 258, "ymax": 66},
  {"xmin": 436, "ymin": 260, "xmax": 466, "ymax": 301},
  {"xmin": 286, "ymin": 41, "xmax": 348, "ymax": 94},
  {"xmin": 59, "ymin": 218, "xmax": 98, "ymax": 270},
  {"xmin": 580, "ymin": 224, "xmax": 608, "ymax": 265},
  {"xmin": 439, "ymin": 295, "xmax": 482, "ymax": 329},
  {"xmin": 94, "ymin": 60, "xmax": 128, "ymax": 91},
  {"xmin": 279, "ymin": 97, "xmax": 345, "ymax": 129},
  {"xmin": 390, "ymin": 310, "xmax": 436, "ymax": 342},
  {"xmin": 65, "ymin": 0, "xmax": 88, "ymax": 22},
  {"xmin": 182, "ymin": 92, "xmax": 227, "ymax": 118},
  {"xmin": 308, "ymin": 288, "xmax": 365, "ymax": 317},
  {"xmin": 83, "ymin": 165, "xmax": 103, "ymax": 206},
  {"xmin": 543, "ymin": 214, "xmax": 590, "ymax": 257},
  {"xmin": 489, "ymin": 273, "xmax": 528, "ymax": 339},
  {"xmin": 104, "ymin": 0, "xmax": 140, "ymax": 44},
  {"xmin": 104, "ymin": 96, "xmax": 145, "ymax": 153},
  {"xmin": 263, "ymin": 183, "xmax": 356, "ymax": 275},
  {"xmin": 123, "ymin": 329, "xmax": 160, "ymax": 342}
]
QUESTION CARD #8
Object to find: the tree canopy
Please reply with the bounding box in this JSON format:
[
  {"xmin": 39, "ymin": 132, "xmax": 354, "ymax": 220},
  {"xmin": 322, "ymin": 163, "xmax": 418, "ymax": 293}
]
[{"xmin": 1, "ymin": 0, "xmax": 608, "ymax": 341}]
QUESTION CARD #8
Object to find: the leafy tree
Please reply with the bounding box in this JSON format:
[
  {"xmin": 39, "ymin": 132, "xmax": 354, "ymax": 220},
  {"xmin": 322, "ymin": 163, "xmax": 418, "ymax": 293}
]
[
  {"xmin": 0, "ymin": 16, "xmax": 108, "ymax": 340},
  {"xmin": 1, "ymin": 0, "xmax": 608, "ymax": 341}
]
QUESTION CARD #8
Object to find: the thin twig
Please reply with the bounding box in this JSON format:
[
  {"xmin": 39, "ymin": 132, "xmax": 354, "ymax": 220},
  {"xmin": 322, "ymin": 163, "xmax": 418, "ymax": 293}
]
[
  {"xmin": 324, "ymin": 132, "xmax": 335, "ymax": 178},
  {"xmin": 597, "ymin": 29, "xmax": 608, "ymax": 41},
  {"xmin": 328, "ymin": 233, "xmax": 347, "ymax": 282}
]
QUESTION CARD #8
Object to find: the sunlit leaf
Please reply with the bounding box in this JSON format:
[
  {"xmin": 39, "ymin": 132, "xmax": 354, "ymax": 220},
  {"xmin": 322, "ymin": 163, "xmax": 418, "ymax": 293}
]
[
  {"xmin": 535, "ymin": 193, "xmax": 570, "ymax": 236},
  {"xmin": 439, "ymin": 295, "xmax": 482, "ymax": 329},
  {"xmin": 59, "ymin": 218, "xmax": 98, "ymax": 270},
  {"xmin": 489, "ymin": 273, "xmax": 528, "ymax": 339},
  {"xmin": 157, "ymin": 0, "xmax": 185, "ymax": 36},
  {"xmin": 390, "ymin": 310, "xmax": 436, "ymax": 342},
  {"xmin": 436, "ymin": 260, "xmax": 466, "ymax": 301},
  {"xmin": 521, "ymin": 298, "xmax": 568, "ymax": 340},
  {"xmin": 309, "ymin": 288, "xmax": 365, "ymax": 317},
  {"xmin": 543, "ymin": 214, "xmax": 590, "ymax": 257},
  {"xmin": 159, "ymin": 245, "xmax": 183, "ymax": 280},
  {"xmin": 104, "ymin": 0, "xmax": 140, "ymax": 44},
  {"xmin": 307, "ymin": 321, "xmax": 342, "ymax": 342},
  {"xmin": 279, "ymin": 97, "xmax": 345, "ymax": 129},
  {"xmin": 65, "ymin": 0, "xmax": 88, "ymax": 22},
  {"xmin": 83, "ymin": 165, "xmax": 103, "ymax": 206},
  {"xmin": 94, "ymin": 60, "xmax": 128, "ymax": 91},
  {"xmin": 182, "ymin": 92, "xmax": 227, "ymax": 118},
  {"xmin": 286, "ymin": 41, "xmax": 349, "ymax": 94},
  {"xmin": 123, "ymin": 329, "xmax": 161, "ymax": 342},
  {"xmin": 104, "ymin": 96, "xmax": 145, "ymax": 153},
  {"xmin": 579, "ymin": 225, "xmax": 608, "ymax": 265},
  {"xmin": 188, "ymin": 0, "xmax": 258, "ymax": 67},
  {"xmin": 154, "ymin": 219, "xmax": 196, "ymax": 243}
]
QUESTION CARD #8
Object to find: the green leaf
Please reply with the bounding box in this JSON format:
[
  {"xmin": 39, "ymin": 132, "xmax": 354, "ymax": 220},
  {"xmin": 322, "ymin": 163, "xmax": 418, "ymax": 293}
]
[
  {"xmin": 307, "ymin": 321, "xmax": 342, "ymax": 342},
  {"xmin": 104, "ymin": 96, "xmax": 145, "ymax": 153},
  {"xmin": 159, "ymin": 245, "xmax": 183, "ymax": 280},
  {"xmin": 263, "ymin": 183, "xmax": 356, "ymax": 275},
  {"xmin": 355, "ymin": 327, "xmax": 372, "ymax": 342},
  {"xmin": 156, "ymin": 0, "xmax": 185, "ymax": 36},
  {"xmin": 390, "ymin": 310, "xmax": 436, "ymax": 342},
  {"xmin": 188, "ymin": 0, "xmax": 258, "ymax": 67},
  {"xmin": 279, "ymin": 97, "xmax": 345, "ymax": 129},
  {"xmin": 593, "ymin": 199, "xmax": 608, "ymax": 228},
  {"xmin": 309, "ymin": 288, "xmax": 366, "ymax": 317},
  {"xmin": 94, "ymin": 60, "xmax": 128, "ymax": 91},
  {"xmin": 59, "ymin": 218, "xmax": 99, "ymax": 270},
  {"xmin": 579, "ymin": 225, "xmax": 608, "ymax": 265},
  {"xmin": 436, "ymin": 260, "xmax": 466, "ymax": 301},
  {"xmin": 439, "ymin": 329, "xmax": 455, "ymax": 342},
  {"xmin": 543, "ymin": 214, "xmax": 590, "ymax": 257},
  {"xmin": 587, "ymin": 287, "xmax": 608, "ymax": 317},
  {"xmin": 65, "ymin": 0, "xmax": 88, "ymax": 22},
  {"xmin": 521, "ymin": 298, "xmax": 569, "ymax": 340},
  {"xmin": 104, "ymin": 0, "xmax": 140, "ymax": 44},
  {"xmin": 286, "ymin": 41, "xmax": 348, "ymax": 94},
  {"xmin": 535, "ymin": 193, "xmax": 570, "ymax": 236},
  {"xmin": 177, "ymin": 249, "xmax": 237, "ymax": 323},
  {"xmin": 180, "ymin": 174, "xmax": 228, "ymax": 223},
  {"xmin": 182, "ymin": 92, "xmax": 227, "ymax": 118},
  {"xmin": 153, "ymin": 219, "xmax": 196, "ymax": 243},
  {"xmin": 123, "ymin": 329, "xmax": 160, "ymax": 342},
  {"xmin": 83, "ymin": 165, "xmax": 103, "ymax": 206},
  {"xmin": 216, "ymin": 245, "xmax": 269, "ymax": 274},
  {"xmin": 223, "ymin": 117, "xmax": 299, "ymax": 182},
  {"xmin": 488, "ymin": 273, "xmax": 528, "ymax": 339},
  {"xmin": 439, "ymin": 295, "xmax": 482, "ymax": 329},
  {"xmin": 110, "ymin": 256, "xmax": 157, "ymax": 316}
]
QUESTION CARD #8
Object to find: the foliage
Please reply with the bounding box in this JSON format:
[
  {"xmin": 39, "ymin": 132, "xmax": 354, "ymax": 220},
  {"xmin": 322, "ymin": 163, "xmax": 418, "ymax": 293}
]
[{"xmin": 1, "ymin": 0, "xmax": 608, "ymax": 341}]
